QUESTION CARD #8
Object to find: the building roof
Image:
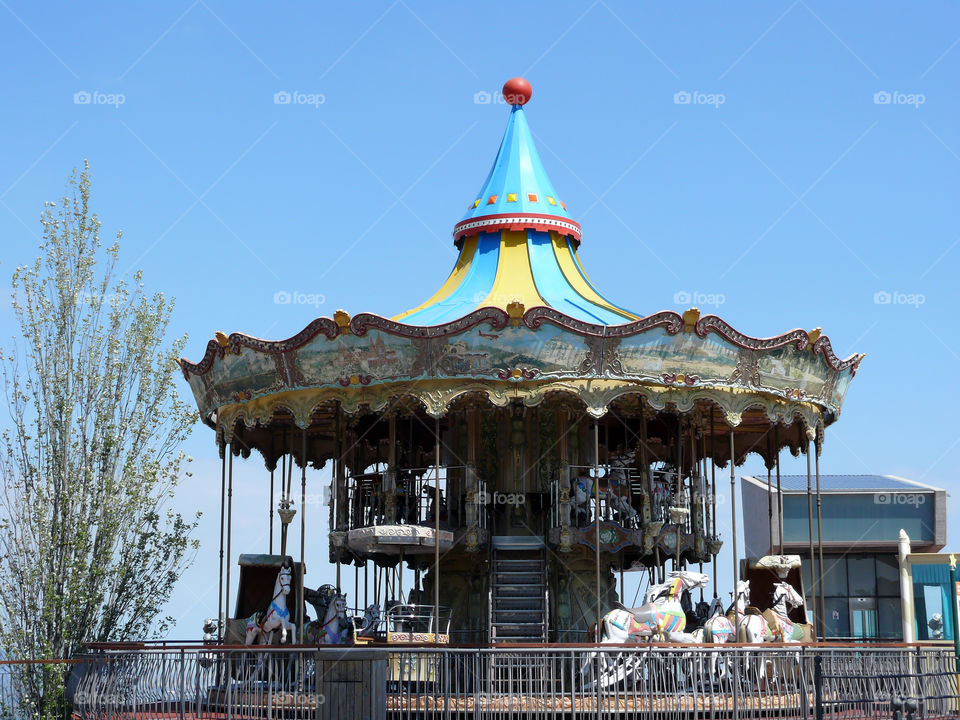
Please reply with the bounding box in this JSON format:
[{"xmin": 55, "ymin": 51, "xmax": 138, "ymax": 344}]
[{"xmin": 742, "ymin": 474, "xmax": 944, "ymax": 493}]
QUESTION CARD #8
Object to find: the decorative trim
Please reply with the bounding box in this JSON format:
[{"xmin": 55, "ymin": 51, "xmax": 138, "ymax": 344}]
[
  {"xmin": 180, "ymin": 318, "xmax": 339, "ymax": 377},
  {"xmin": 182, "ymin": 308, "xmax": 861, "ymax": 379},
  {"xmin": 453, "ymin": 213, "xmax": 582, "ymax": 242},
  {"xmin": 350, "ymin": 308, "xmax": 510, "ymax": 339}
]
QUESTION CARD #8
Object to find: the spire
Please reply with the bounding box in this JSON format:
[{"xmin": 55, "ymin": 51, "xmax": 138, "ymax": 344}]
[
  {"xmin": 396, "ymin": 78, "xmax": 638, "ymax": 326},
  {"xmin": 453, "ymin": 78, "xmax": 581, "ymax": 246}
]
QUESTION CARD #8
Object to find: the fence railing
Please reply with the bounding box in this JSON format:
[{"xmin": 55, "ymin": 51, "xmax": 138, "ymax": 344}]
[
  {"xmin": 65, "ymin": 644, "xmax": 959, "ymax": 719},
  {"xmin": 343, "ymin": 465, "xmax": 476, "ymax": 531}
]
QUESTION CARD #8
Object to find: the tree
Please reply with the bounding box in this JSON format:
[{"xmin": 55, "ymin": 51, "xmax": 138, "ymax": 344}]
[{"xmin": 0, "ymin": 162, "xmax": 199, "ymax": 717}]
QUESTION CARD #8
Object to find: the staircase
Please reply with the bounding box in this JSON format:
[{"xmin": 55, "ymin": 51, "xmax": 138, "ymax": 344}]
[{"xmin": 490, "ymin": 549, "xmax": 548, "ymax": 643}]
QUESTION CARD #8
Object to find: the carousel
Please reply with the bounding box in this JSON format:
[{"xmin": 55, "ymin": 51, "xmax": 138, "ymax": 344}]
[{"xmin": 179, "ymin": 77, "xmax": 863, "ymax": 656}]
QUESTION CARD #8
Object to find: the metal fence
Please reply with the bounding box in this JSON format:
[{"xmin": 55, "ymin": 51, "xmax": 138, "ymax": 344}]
[{"xmin": 65, "ymin": 643, "xmax": 959, "ymax": 719}]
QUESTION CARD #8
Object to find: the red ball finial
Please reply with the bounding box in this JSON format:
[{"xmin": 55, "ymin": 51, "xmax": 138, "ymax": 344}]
[{"xmin": 502, "ymin": 77, "xmax": 532, "ymax": 106}]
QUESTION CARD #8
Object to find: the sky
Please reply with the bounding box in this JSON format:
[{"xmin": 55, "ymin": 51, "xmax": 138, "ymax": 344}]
[{"xmin": 0, "ymin": 1, "xmax": 958, "ymax": 638}]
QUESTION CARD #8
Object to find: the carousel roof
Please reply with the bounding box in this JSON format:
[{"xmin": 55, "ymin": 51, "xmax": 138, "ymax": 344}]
[
  {"xmin": 180, "ymin": 76, "xmax": 864, "ymax": 450},
  {"xmin": 395, "ymin": 78, "xmax": 639, "ymax": 326}
]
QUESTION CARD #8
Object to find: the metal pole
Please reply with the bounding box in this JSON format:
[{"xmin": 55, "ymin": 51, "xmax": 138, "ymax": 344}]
[
  {"xmin": 595, "ymin": 421, "xmax": 601, "ymax": 628},
  {"xmin": 711, "ymin": 413, "xmax": 717, "ymax": 593},
  {"xmin": 767, "ymin": 435, "xmax": 774, "ymax": 555},
  {"xmin": 300, "ymin": 427, "xmax": 307, "ymax": 643},
  {"xmin": 269, "ymin": 468, "xmax": 275, "ymax": 555},
  {"xmin": 815, "ymin": 427, "xmax": 826, "ymax": 643},
  {"xmin": 435, "ymin": 416, "xmax": 441, "ymax": 642},
  {"xmin": 806, "ymin": 435, "xmax": 817, "ymax": 639},
  {"xmin": 729, "ymin": 424, "xmax": 740, "ymax": 720},
  {"xmin": 729, "ymin": 430, "xmax": 738, "ymax": 607},
  {"xmin": 226, "ymin": 446, "xmax": 234, "ymax": 632},
  {"xmin": 950, "ymin": 556, "xmax": 960, "ymax": 675},
  {"xmin": 218, "ymin": 439, "xmax": 226, "ymax": 641},
  {"xmin": 775, "ymin": 426, "xmax": 783, "ymax": 554}
]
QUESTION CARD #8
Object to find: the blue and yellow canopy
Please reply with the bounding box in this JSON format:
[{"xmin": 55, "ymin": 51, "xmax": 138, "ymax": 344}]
[{"xmin": 397, "ymin": 81, "xmax": 639, "ymax": 326}]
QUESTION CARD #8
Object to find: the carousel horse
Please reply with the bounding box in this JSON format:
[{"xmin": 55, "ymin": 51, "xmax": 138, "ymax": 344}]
[
  {"xmin": 731, "ymin": 579, "xmax": 810, "ymax": 688},
  {"xmin": 573, "ymin": 475, "xmax": 636, "ymax": 526},
  {"xmin": 583, "ymin": 571, "xmax": 710, "ymax": 687},
  {"xmin": 351, "ymin": 603, "xmax": 382, "ymax": 639},
  {"xmin": 690, "ymin": 595, "xmax": 736, "ymax": 683},
  {"xmin": 762, "ymin": 581, "xmax": 810, "ymax": 642},
  {"xmin": 597, "ymin": 570, "xmax": 711, "ymax": 644},
  {"xmin": 318, "ymin": 591, "xmax": 351, "ymax": 644},
  {"xmin": 693, "ymin": 595, "xmax": 735, "ymax": 643},
  {"xmin": 733, "ymin": 580, "xmax": 810, "ymax": 643},
  {"xmin": 244, "ymin": 562, "xmax": 296, "ymax": 645}
]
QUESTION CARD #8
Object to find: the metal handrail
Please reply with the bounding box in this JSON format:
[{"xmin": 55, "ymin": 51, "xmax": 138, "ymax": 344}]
[
  {"xmin": 342, "ymin": 464, "xmax": 470, "ymax": 531},
  {"xmin": 67, "ymin": 644, "xmax": 960, "ymax": 719}
]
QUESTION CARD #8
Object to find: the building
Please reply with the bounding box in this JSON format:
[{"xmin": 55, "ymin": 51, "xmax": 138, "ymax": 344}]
[{"xmin": 741, "ymin": 474, "xmax": 947, "ymax": 639}]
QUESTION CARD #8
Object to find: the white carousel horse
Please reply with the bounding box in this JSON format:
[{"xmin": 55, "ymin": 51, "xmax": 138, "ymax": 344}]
[
  {"xmin": 583, "ymin": 571, "xmax": 710, "ymax": 687},
  {"xmin": 763, "ymin": 581, "xmax": 809, "ymax": 642},
  {"xmin": 244, "ymin": 563, "xmax": 296, "ymax": 645},
  {"xmin": 573, "ymin": 453, "xmax": 638, "ymax": 525},
  {"xmin": 690, "ymin": 595, "xmax": 736, "ymax": 683},
  {"xmin": 734, "ymin": 580, "xmax": 809, "ymax": 643},
  {"xmin": 351, "ymin": 603, "xmax": 381, "ymax": 638},
  {"xmin": 318, "ymin": 591, "xmax": 350, "ymax": 644},
  {"xmin": 597, "ymin": 570, "xmax": 710, "ymax": 644},
  {"xmin": 699, "ymin": 595, "xmax": 736, "ymax": 644}
]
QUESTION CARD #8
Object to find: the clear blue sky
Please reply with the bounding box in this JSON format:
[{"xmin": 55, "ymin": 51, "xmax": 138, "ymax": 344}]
[{"xmin": 1, "ymin": 2, "xmax": 958, "ymax": 637}]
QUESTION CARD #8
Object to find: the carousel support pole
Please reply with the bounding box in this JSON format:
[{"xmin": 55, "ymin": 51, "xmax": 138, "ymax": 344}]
[
  {"xmin": 226, "ymin": 445, "xmax": 234, "ymax": 635},
  {"xmin": 815, "ymin": 427, "xmax": 826, "ymax": 640},
  {"xmin": 766, "ymin": 430, "xmax": 774, "ymax": 555},
  {"xmin": 269, "ymin": 469, "xmax": 275, "ymax": 555},
  {"xmin": 300, "ymin": 427, "xmax": 306, "ymax": 644},
  {"xmin": 805, "ymin": 433, "xmax": 818, "ymax": 639},
  {"xmin": 711, "ymin": 413, "xmax": 718, "ymax": 594},
  {"xmin": 364, "ymin": 561, "xmax": 369, "ymax": 609},
  {"xmin": 434, "ymin": 416, "xmax": 441, "ymax": 642},
  {"xmin": 218, "ymin": 438, "xmax": 226, "ymax": 641},
  {"xmin": 594, "ymin": 420, "xmax": 601, "ymax": 627},
  {"xmin": 639, "ymin": 398, "xmax": 652, "ymax": 515},
  {"xmin": 775, "ymin": 426, "xmax": 783, "ymax": 554},
  {"xmin": 728, "ymin": 429, "xmax": 738, "ymax": 612}
]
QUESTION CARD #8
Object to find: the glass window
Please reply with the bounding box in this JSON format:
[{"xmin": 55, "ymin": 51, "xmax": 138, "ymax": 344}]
[
  {"xmin": 848, "ymin": 556, "xmax": 876, "ymax": 596},
  {"xmin": 824, "ymin": 597, "xmax": 850, "ymax": 638},
  {"xmin": 917, "ymin": 584, "xmax": 947, "ymax": 641},
  {"xmin": 876, "ymin": 555, "xmax": 899, "ymax": 596},
  {"xmin": 820, "ymin": 556, "xmax": 848, "ymax": 596},
  {"xmin": 850, "ymin": 596, "xmax": 878, "ymax": 638},
  {"xmin": 878, "ymin": 597, "xmax": 902, "ymax": 639},
  {"xmin": 782, "ymin": 494, "xmax": 934, "ymax": 543}
]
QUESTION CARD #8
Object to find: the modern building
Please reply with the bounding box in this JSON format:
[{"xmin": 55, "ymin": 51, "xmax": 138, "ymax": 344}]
[{"xmin": 741, "ymin": 474, "xmax": 947, "ymax": 640}]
